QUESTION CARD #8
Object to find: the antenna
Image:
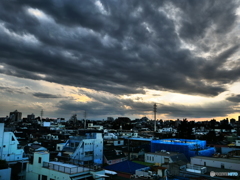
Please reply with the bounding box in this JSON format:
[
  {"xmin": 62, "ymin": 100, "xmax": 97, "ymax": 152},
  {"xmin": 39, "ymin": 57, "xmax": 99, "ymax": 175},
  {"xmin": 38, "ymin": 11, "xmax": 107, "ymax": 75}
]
[{"xmin": 154, "ymin": 104, "xmax": 157, "ymax": 131}]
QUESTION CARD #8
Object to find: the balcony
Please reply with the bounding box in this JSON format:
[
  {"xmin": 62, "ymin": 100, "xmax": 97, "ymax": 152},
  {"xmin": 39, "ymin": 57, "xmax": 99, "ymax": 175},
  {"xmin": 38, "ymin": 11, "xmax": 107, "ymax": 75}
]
[{"xmin": 43, "ymin": 161, "xmax": 90, "ymax": 174}]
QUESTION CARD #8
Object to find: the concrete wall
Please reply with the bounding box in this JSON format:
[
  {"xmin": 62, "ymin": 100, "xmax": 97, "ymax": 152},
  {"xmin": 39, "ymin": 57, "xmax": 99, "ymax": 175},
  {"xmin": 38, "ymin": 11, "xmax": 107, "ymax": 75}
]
[{"xmin": 0, "ymin": 168, "xmax": 11, "ymax": 180}]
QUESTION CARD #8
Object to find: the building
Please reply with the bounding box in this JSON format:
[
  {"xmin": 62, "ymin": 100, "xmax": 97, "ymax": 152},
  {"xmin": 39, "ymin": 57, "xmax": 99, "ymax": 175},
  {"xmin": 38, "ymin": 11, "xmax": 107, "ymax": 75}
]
[
  {"xmin": 27, "ymin": 113, "xmax": 35, "ymax": 121},
  {"xmin": 59, "ymin": 132, "xmax": 103, "ymax": 165},
  {"xmin": 145, "ymin": 151, "xmax": 188, "ymax": 165},
  {"xmin": 151, "ymin": 138, "xmax": 215, "ymax": 160},
  {"xmin": 104, "ymin": 160, "xmax": 148, "ymax": 179},
  {"xmin": 104, "ymin": 148, "xmax": 127, "ymax": 165},
  {"xmin": 26, "ymin": 151, "xmax": 106, "ymax": 180},
  {"xmin": 0, "ymin": 123, "xmax": 26, "ymax": 161},
  {"xmin": 0, "ymin": 123, "xmax": 28, "ymax": 179},
  {"xmin": 88, "ymin": 123, "xmax": 103, "ymax": 130},
  {"xmin": 9, "ymin": 110, "xmax": 22, "ymax": 122},
  {"xmin": 191, "ymin": 156, "xmax": 240, "ymax": 171}
]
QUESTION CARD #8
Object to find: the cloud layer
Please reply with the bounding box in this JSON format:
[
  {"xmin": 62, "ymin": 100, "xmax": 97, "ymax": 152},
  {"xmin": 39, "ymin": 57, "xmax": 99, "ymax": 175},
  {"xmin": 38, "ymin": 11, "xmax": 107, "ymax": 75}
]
[{"xmin": 0, "ymin": 0, "xmax": 240, "ymax": 119}]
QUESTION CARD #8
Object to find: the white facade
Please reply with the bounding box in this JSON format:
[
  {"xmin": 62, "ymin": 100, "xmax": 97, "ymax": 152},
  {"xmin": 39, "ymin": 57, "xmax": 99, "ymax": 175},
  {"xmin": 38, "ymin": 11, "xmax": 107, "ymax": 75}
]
[
  {"xmin": 145, "ymin": 152, "xmax": 173, "ymax": 164},
  {"xmin": 88, "ymin": 123, "xmax": 103, "ymax": 130},
  {"xmin": 158, "ymin": 128, "xmax": 177, "ymax": 133},
  {"xmin": 62, "ymin": 133, "xmax": 103, "ymax": 165},
  {"xmin": 26, "ymin": 152, "xmax": 106, "ymax": 180},
  {"xmin": 236, "ymin": 139, "xmax": 240, "ymax": 146},
  {"xmin": 191, "ymin": 156, "xmax": 240, "ymax": 171},
  {"xmin": 0, "ymin": 123, "xmax": 25, "ymax": 161},
  {"xmin": 103, "ymin": 133, "xmax": 118, "ymax": 139}
]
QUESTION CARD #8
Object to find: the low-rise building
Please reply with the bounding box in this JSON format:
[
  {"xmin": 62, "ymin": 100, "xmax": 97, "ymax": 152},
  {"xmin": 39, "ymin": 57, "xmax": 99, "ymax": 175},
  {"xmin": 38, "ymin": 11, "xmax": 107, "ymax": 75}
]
[
  {"xmin": 145, "ymin": 151, "xmax": 188, "ymax": 165},
  {"xmin": 0, "ymin": 123, "xmax": 25, "ymax": 161},
  {"xmin": 191, "ymin": 156, "xmax": 240, "ymax": 171},
  {"xmin": 26, "ymin": 151, "xmax": 106, "ymax": 180}
]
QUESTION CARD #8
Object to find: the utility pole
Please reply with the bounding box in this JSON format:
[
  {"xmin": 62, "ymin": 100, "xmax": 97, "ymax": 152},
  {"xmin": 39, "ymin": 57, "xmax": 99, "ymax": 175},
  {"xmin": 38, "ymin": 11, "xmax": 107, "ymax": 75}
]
[
  {"xmin": 41, "ymin": 109, "xmax": 44, "ymax": 126},
  {"xmin": 154, "ymin": 104, "xmax": 157, "ymax": 132},
  {"xmin": 84, "ymin": 110, "xmax": 87, "ymax": 129}
]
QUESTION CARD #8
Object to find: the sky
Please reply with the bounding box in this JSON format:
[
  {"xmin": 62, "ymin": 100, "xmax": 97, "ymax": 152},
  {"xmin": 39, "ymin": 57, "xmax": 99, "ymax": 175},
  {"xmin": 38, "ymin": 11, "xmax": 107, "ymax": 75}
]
[{"xmin": 0, "ymin": 0, "xmax": 240, "ymax": 121}]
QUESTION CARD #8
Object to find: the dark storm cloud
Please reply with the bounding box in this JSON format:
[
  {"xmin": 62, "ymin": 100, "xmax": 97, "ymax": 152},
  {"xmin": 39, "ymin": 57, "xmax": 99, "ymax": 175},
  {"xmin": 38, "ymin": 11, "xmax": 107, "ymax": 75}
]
[
  {"xmin": 0, "ymin": 0, "xmax": 239, "ymax": 97},
  {"xmin": 226, "ymin": 94, "xmax": 240, "ymax": 103},
  {"xmin": 173, "ymin": 0, "xmax": 237, "ymax": 41},
  {"xmin": 32, "ymin": 92, "xmax": 65, "ymax": 99}
]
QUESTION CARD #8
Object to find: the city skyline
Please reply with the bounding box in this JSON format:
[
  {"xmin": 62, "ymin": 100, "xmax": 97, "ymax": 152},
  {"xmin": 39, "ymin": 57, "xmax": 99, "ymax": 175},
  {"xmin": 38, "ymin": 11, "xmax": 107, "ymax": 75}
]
[{"xmin": 0, "ymin": 0, "xmax": 240, "ymax": 120}]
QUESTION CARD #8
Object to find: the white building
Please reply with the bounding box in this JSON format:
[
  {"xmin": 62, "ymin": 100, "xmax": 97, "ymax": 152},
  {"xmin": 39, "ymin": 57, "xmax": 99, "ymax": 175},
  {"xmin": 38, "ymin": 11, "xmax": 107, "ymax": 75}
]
[
  {"xmin": 236, "ymin": 139, "xmax": 240, "ymax": 146},
  {"xmin": 145, "ymin": 151, "xmax": 188, "ymax": 165},
  {"xmin": 88, "ymin": 123, "xmax": 103, "ymax": 130},
  {"xmin": 105, "ymin": 139, "xmax": 124, "ymax": 146},
  {"xmin": 191, "ymin": 156, "xmax": 240, "ymax": 171},
  {"xmin": 59, "ymin": 133, "xmax": 103, "ymax": 165},
  {"xmin": 0, "ymin": 123, "xmax": 26, "ymax": 161},
  {"xmin": 26, "ymin": 151, "xmax": 106, "ymax": 180},
  {"xmin": 158, "ymin": 128, "xmax": 177, "ymax": 133}
]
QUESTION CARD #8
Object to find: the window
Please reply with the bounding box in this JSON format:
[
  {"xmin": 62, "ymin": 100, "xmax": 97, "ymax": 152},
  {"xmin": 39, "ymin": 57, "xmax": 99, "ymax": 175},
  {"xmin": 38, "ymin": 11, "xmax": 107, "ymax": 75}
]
[
  {"xmin": 204, "ymin": 162, "xmax": 206, "ymax": 166},
  {"xmin": 38, "ymin": 174, "xmax": 41, "ymax": 180},
  {"xmin": 85, "ymin": 151, "xmax": 93, "ymax": 156},
  {"xmin": 38, "ymin": 157, "xmax": 42, "ymax": 163},
  {"xmin": 42, "ymin": 175, "xmax": 47, "ymax": 180},
  {"xmin": 221, "ymin": 164, "xmax": 224, "ymax": 169}
]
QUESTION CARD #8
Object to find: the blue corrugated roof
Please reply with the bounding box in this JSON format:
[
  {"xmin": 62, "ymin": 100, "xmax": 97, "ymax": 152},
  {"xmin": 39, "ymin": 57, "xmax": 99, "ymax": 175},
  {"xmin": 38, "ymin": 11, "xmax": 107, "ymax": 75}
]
[{"xmin": 104, "ymin": 160, "xmax": 147, "ymax": 174}]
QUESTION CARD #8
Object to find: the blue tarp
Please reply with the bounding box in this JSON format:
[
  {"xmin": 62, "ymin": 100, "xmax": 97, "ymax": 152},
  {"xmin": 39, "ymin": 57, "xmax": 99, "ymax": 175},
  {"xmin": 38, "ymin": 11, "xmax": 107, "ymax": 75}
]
[
  {"xmin": 104, "ymin": 160, "xmax": 148, "ymax": 174},
  {"xmin": 151, "ymin": 138, "xmax": 215, "ymax": 160}
]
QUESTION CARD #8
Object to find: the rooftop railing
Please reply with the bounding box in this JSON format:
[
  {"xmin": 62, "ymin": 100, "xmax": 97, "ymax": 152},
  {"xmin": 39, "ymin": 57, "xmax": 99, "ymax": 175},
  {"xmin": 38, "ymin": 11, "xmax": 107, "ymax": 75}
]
[{"xmin": 43, "ymin": 162, "xmax": 90, "ymax": 174}]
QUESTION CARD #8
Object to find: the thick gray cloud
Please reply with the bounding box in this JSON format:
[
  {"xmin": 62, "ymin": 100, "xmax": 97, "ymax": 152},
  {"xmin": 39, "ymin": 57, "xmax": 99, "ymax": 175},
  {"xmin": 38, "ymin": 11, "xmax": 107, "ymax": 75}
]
[
  {"xmin": 226, "ymin": 94, "xmax": 240, "ymax": 103},
  {"xmin": 0, "ymin": 0, "xmax": 240, "ymax": 119},
  {"xmin": 0, "ymin": 0, "xmax": 239, "ymax": 95},
  {"xmin": 32, "ymin": 92, "xmax": 65, "ymax": 99}
]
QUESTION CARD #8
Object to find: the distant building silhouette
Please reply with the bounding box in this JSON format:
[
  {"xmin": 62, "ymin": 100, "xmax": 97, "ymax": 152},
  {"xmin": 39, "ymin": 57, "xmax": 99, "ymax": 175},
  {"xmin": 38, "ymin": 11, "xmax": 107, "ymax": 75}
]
[
  {"xmin": 9, "ymin": 110, "xmax": 22, "ymax": 121},
  {"xmin": 27, "ymin": 113, "xmax": 35, "ymax": 121}
]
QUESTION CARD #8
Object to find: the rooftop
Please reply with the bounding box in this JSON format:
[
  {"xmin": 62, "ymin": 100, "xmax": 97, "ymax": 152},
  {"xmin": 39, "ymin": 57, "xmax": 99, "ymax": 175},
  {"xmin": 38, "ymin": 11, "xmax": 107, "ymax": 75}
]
[
  {"xmin": 192, "ymin": 156, "xmax": 240, "ymax": 164},
  {"xmin": 146, "ymin": 151, "xmax": 180, "ymax": 156}
]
